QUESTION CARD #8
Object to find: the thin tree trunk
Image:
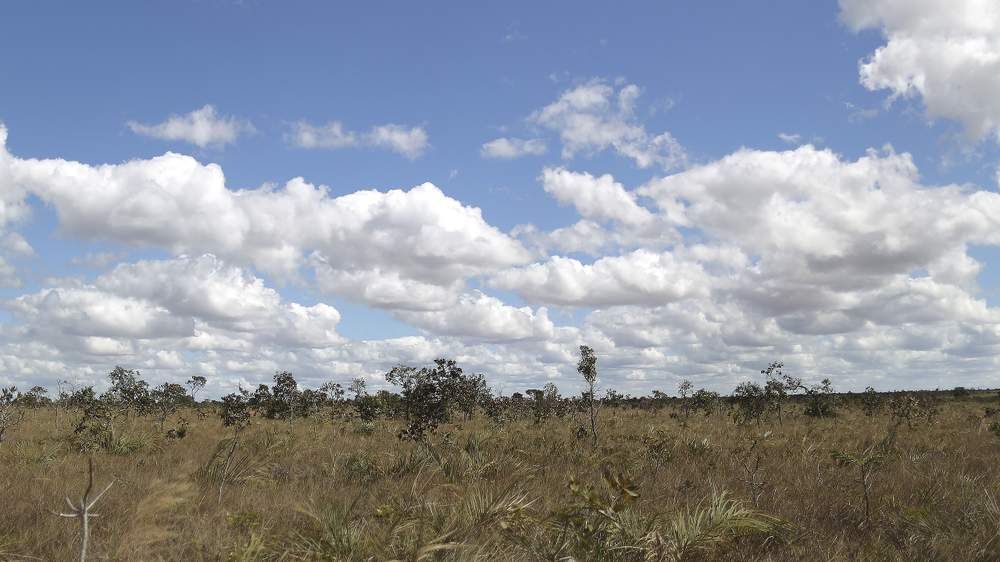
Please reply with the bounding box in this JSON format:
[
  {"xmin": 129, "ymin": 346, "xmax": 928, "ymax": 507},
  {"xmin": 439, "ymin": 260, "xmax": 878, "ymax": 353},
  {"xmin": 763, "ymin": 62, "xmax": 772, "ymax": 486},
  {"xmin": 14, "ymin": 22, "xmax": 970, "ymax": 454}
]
[
  {"xmin": 588, "ymin": 383, "xmax": 598, "ymax": 447},
  {"xmin": 79, "ymin": 510, "xmax": 89, "ymax": 562}
]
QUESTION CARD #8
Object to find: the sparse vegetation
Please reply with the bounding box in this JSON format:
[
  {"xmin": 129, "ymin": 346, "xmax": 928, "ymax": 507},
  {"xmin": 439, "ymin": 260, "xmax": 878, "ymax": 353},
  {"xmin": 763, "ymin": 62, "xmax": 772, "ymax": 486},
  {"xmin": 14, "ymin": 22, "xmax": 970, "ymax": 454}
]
[
  {"xmin": 578, "ymin": 345, "xmax": 599, "ymax": 447},
  {"xmin": 0, "ymin": 386, "xmax": 24, "ymax": 445},
  {"xmin": 1, "ymin": 360, "xmax": 999, "ymax": 560}
]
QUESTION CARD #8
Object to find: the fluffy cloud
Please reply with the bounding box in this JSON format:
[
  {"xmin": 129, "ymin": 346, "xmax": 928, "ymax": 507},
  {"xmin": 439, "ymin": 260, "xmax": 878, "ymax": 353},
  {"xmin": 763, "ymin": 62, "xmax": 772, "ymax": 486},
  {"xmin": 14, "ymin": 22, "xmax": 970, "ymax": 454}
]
[
  {"xmin": 395, "ymin": 291, "xmax": 555, "ymax": 341},
  {"xmin": 631, "ymin": 146, "xmax": 1000, "ymax": 341},
  {"xmin": 491, "ymin": 250, "xmax": 712, "ymax": 307},
  {"xmin": 0, "ymin": 127, "xmax": 30, "ymax": 231},
  {"xmin": 510, "ymin": 168, "xmax": 676, "ymax": 256},
  {"xmin": 840, "ymin": 0, "xmax": 1000, "ymax": 141},
  {"xmin": 7, "ymin": 112, "xmax": 1000, "ymax": 393},
  {"xmin": 540, "ymin": 167, "xmax": 653, "ymax": 225},
  {"xmin": 0, "ymin": 260, "xmax": 344, "ymax": 390},
  {"xmin": 638, "ymin": 145, "xmax": 1000, "ymax": 291},
  {"xmin": 531, "ymin": 80, "xmax": 687, "ymax": 170},
  {"xmin": 5, "ymin": 255, "xmax": 343, "ymax": 352},
  {"xmin": 367, "ymin": 124, "xmax": 430, "ymax": 159},
  {"xmin": 311, "ymin": 264, "xmax": 463, "ymax": 312},
  {"xmin": 493, "ymin": 141, "xmax": 1000, "ymax": 390},
  {"xmin": 0, "ymin": 126, "xmax": 32, "ymax": 286},
  {"xmin": 127, "ymin": 105, "xmax": 255, "ymax": 148},
  {"xmin": 0, "ymin": 264, "xmax": 584, "ymax": 393},
  {"xmin": 480, "ymin": 137, "xmax": 547, "ymax": 159},
  {"xmin": 2, "ymin": 128, "xmax": 529, "ymax": 310},
  {"xmin": 289, "ymin": 121, "xmax": 357, "ymax": 149},
  {"xmin": 289, "ymin": 121, "xmax": 429, "ymax": 159},
  {"xmin": 9, "ymin": 288, "xmax": 193, "ymax": 343},
  {"xmin": 96, "ymin": 255, "xmax": 287, "ymax": 325}
]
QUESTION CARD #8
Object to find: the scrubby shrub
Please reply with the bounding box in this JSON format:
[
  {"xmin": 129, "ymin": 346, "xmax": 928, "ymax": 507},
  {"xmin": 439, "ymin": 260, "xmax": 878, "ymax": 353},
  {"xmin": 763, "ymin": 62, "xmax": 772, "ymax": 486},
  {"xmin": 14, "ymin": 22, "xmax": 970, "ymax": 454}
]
[
  {"xmin": 386, "ymin": 358, "xmax": 484, "ymax": 441},
  {"xmin": 0, "ymin": 386, "xmax": 25, "ymax": 445},
  {"xmin": 150, "ymin": 382, "xmax": 188, "ymax": 430},
  {"xmin": 780, "ymin": 374, "xmax": 837, "ymax": 418},
  {"xmin": 862, "ymin": 386, "xmax": 883, "ymax": 416},
  {"xmin": 889, "ymin": 392, "xmax": 939, "ymax": 428},
  {"xmin": 732, "ymin": 382, "xmax": 767, "ymax": 426}
]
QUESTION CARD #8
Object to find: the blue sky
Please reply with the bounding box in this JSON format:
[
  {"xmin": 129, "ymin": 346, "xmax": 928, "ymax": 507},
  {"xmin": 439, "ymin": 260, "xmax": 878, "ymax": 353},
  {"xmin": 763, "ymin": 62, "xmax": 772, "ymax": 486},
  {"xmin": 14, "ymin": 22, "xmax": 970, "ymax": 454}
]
[{"xmin": 2, "ymin": 0, "xmax": 1000, "ymax": 395}]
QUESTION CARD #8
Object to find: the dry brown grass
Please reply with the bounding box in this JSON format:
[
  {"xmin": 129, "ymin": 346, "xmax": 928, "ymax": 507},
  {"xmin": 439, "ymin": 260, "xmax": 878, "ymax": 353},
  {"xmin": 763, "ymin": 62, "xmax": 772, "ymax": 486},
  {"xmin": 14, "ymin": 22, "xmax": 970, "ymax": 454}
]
[{"xmin": 1, "ymin": 396, "xmax": 999, "ymax": 561}]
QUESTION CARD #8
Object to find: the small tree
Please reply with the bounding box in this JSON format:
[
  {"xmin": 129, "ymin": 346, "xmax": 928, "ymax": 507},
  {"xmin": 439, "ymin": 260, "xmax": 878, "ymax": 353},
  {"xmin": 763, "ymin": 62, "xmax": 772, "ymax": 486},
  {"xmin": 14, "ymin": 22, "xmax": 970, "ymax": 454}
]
[
  {"xmin": 692, "ymin": 388, "xmax": 721, "ymax": 417},
  {"xmin": 831, "ymin": 444, "xmax": 887, "ymax": 525},
  {"xmin": 319, "ymin": 381, "xmax": 347, "ymax": 420},
  {"xmin": 348, "ymin": 377, "xmax": 367, "ymax": 400},
  {"xmin": 186, "ymin": 375, "xmax": 207, "ymax": 402},
  {"xmin": 761, "ymin": 362, "xmax": 788, "ymax": 423},
  {"xmin": 0, "ymin": 386, "xmax": 25, "ymax": 445},
  {"xmin": 105, "ymin": 366, "xmax": 151, "ymax": 418},
  {"xmin": 385, "ymin": 358, "xmax": 468, "ymax": 441},
  {"xmin": 454, "ymin": 371, "xmax": 488, "ymax": 421},
  {"xmin": 65, "ymin": 387, "xmax": 99, "ymax": 428},
  {"xmin": 888, "ymin": 392, "xmax": 938, "ymax": 429},
  {"xmin": 220, "ymin": 391, "xmax": 251, "ymax": 435},
  {"xmin": 216, "ymin": 389, "xmax": 251, "ymax": 502},
  {"xmin": 678, "ymin": 380, "xmax": 694, "ymax": 420},
  {"xmin": 356, "ymin": 395, "xmax": 382, "ymax": 424},
  {"xmin": 343, "ymin": 377, "xmax": 380, "ymax": 422},
  {"xmin": 803, "ymin": 379, "xmax": 837, "ymax": 417},
  {"xmin": 83, "ymin": 367, "xmax": 152, "ymax": 445},
  {"xmin": 527, "ymin": 382, "xmax": 561, "ymax": 425},
  {"xmin": 20, "ymin": 385, "xmax": 51, "ymax": 408},
  {"xmin": 248, "ymin": 384, "xmax": 272, "ymax": 417},
  {"xmin": 56, "ymin": 379, "xmax": 74, "ymax": 428},
  {"xmin": 295, "ymin": 389, "xmax": 325, "ymax": 418},
  {"xmin": 271, "ymin": 371, "xmax": 300, "ymax": 423},
  {"xmin": 320, "ymin": 381, "xmax": 344, "ymax": 402},
  {"xmin": 734, "ymin": 430, "xmax": 771, "ymax": 507},
  {"xmin": 480, "ymin": 393, "xmax": 509, "ymax": 428},
  {"xmin": 861, "ymin": 386, "xmax": 882, "ymax": 417},
  {"xmin": 783, "ymin": 374, "xmax": 837, "ymax": 418},
  {"xmin": 69, "ymin": 384, "xmax": 128, "ymax": 450},
  {"xmin": 150, "ymin": 382, "xmax": 188, "ymax": 430},
  {"xmin": 732, "ymin": 382, "xmax": 766, "ymax": 426},
  {"xmin": 577, "ymin": 345, "xmax": 599, "ymax": 447}
]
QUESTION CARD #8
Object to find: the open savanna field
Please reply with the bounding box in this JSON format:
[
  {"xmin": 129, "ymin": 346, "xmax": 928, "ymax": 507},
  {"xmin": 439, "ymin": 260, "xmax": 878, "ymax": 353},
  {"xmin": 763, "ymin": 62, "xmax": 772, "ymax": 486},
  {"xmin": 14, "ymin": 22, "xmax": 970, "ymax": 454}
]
[{"xmin": 2, "ymin": 382, "xmax": 1000, "ymax": 562}]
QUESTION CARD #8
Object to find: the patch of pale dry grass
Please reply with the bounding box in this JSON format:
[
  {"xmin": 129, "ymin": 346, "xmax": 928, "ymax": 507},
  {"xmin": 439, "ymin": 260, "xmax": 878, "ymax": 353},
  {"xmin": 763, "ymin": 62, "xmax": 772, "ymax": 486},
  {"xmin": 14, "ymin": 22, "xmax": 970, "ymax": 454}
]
[{"xmin": 0, "ymin": 396, "xmax": 997, "ymax": 561}]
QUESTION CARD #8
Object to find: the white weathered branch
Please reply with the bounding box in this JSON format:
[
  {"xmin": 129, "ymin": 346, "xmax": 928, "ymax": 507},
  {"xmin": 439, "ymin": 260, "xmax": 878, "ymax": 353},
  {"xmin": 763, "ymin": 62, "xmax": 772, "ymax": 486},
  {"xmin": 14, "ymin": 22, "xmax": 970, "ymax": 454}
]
[{"xmin": 52, "ymin": 458, "xmax": 114, "ymax": 562}]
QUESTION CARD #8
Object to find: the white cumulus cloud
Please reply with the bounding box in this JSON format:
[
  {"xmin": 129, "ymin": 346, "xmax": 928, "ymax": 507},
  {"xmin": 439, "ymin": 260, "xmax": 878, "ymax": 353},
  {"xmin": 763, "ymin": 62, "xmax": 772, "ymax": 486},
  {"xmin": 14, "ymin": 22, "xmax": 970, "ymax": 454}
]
[
  {"xmin": 2, "ymin": 126, "xmax": 528, "ymax": 311},
  {"xmin": 480, "ymin": 137, "xmax": 547, "ymax": 159},
  {"xmin": 840, "ymin": 0, "xmax": 1000, "ymax": 141},
  {"xmin": 127, "ymin": 105, "xmax": 255, "ymax": 148},
  {"xmin": 491, "ymin": 250, "xmax": 712, "ymax": 307},
  {"xmin": 531, "ymin": 79, "xmax": 687, "ymax": 170},
  {"xmin": 396, "ymin": 291, "xmax": 555, "ymax": 341},
  {"xmin": 289, "ymin": 121, "xmax": 429, "ymax": 159},
  {"xmin": 540, "ymin": 167, "xmax": 653, "ymax": 225}
]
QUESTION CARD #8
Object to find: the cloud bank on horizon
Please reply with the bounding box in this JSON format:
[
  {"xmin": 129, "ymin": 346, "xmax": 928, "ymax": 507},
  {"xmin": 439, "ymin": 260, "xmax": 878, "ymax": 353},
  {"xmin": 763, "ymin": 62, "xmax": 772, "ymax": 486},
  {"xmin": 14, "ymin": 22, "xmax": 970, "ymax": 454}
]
[{"xmin": 2, "ymin": 0, "xmax": 1000, "ymax": 396}]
